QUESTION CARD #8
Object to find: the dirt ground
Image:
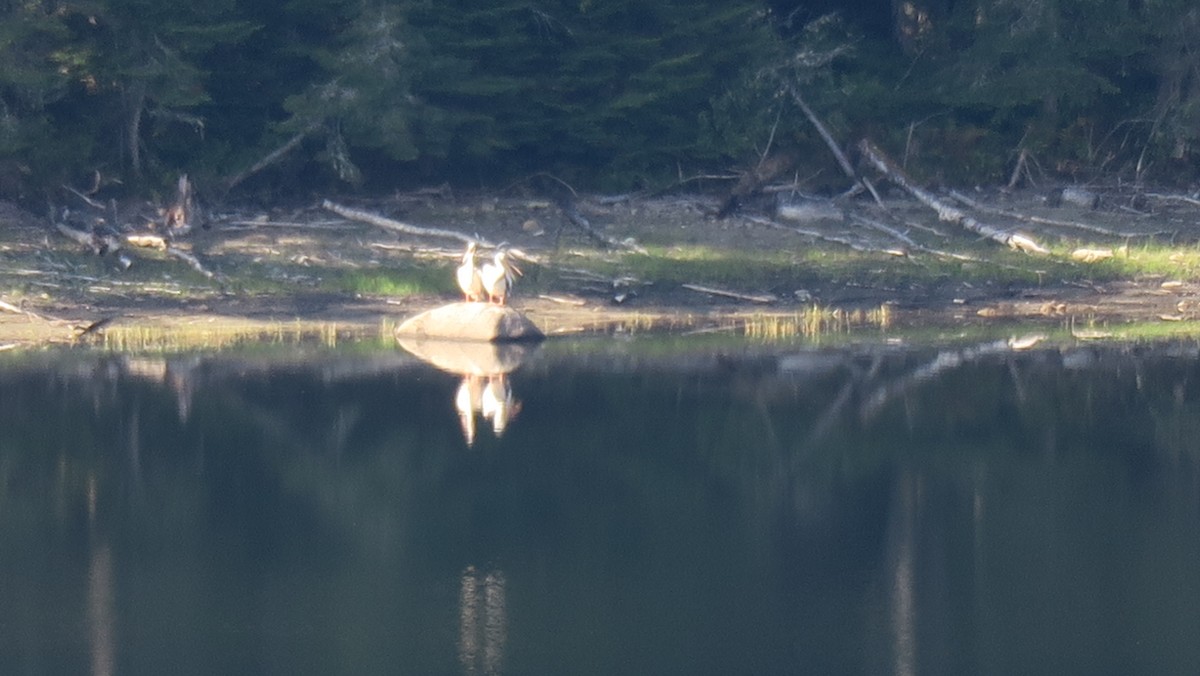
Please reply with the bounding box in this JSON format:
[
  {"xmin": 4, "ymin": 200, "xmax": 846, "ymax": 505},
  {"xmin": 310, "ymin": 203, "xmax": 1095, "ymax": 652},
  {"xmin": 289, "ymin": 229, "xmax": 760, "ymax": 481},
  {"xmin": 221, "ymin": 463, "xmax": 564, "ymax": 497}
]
[{"xmin": 1, "ymin": 190, "xmax": 1199, "ymax": 348}]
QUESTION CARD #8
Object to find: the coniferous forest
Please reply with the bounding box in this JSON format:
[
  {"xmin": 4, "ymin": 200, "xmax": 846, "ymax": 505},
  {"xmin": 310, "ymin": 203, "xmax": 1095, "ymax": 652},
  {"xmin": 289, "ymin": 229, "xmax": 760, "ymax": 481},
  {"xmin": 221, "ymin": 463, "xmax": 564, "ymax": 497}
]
[{"xmin": 1, "ymin": 0, "xmax": 1199, "ymax": 203}]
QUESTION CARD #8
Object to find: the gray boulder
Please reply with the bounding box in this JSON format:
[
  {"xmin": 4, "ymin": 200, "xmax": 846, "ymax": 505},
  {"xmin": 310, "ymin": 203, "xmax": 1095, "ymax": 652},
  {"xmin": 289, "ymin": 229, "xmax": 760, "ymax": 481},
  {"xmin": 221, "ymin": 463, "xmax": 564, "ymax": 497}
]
[{"xmin": 394, "ymin": 302, "xmax": 544, "ymax": 343}]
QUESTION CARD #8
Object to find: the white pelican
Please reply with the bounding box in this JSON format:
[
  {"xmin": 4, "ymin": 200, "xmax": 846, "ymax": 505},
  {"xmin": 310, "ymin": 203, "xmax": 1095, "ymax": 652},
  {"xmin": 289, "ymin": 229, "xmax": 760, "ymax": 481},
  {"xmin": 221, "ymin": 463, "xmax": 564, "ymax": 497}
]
[
  {"xmin": 456, "ymin": 242, "xmax": 486, "ymax": 302},
  {"xmin": 479, "ymin": 248, "xmax": 522, "ymax": 305}
]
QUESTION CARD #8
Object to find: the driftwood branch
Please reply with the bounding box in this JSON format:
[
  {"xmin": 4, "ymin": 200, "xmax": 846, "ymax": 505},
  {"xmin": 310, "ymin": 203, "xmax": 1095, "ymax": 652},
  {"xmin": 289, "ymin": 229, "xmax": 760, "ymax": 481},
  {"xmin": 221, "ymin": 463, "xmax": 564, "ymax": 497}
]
[
  {"xmin": 845, "ymin": 212, "xmax": 918, "ymax": 251},
  {"xmin": 321, "ymin": 200, "xmax": 493, "ymax": 247},
  {"xmin": 858, "ymin": 139, "xmax": 1048, "ymax": 253},
  {"xmin": 682, "ymin": 283, "xmax": 777, "ymax": 304},
  {"xmin": 1144, "ymin": 192, "xmax": 1200, "ymax": 208},
  {"xmin": 0, "ymin": 298, "xmax": 55, "ymax": 322},
  {"xmin": 558, "ymin": 198, "xmax": 647, "ymax": 253},
  {"xmin": 224, "ymin": 122, "xmax": 322, "ymax": 194},
  {"xmin": 166, "ymin": 246, "xmax": 219, "ymax": 279},
  {"xmin": 946, "ymin": 190, "xmax": 1154, "ymax": 239}
]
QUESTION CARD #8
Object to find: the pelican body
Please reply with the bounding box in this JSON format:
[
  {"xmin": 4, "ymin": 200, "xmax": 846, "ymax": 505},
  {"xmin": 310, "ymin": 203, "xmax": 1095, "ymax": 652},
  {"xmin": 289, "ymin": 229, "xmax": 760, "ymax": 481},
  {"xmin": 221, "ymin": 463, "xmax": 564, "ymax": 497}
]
[
  {"xmin": 456, "ymin": 242, "xmax": 486, "ymax": 302},
  {"xmin": 479, "ymin": 249, "xmax": 522, "ymax": 305}
]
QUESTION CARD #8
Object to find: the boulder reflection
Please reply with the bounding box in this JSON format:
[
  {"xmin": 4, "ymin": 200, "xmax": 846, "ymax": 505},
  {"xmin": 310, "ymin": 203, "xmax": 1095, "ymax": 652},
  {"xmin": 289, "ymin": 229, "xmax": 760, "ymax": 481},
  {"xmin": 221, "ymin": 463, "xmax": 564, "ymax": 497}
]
[{"xmin": 397, "ymin": 338, "xmax": 535, "ymax": 446}]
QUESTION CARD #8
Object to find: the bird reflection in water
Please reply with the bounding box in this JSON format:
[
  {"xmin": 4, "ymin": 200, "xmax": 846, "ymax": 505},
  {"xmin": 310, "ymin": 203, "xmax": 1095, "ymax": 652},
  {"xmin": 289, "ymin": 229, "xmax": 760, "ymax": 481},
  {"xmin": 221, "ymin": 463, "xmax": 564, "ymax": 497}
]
[
  {"xmin": 458, "ymin": 566, "xmax": 507, "ymax": 676},
  {"xmin": 397, "ymin": 338, "xmax": 535, "ymax": 447},
  {"xmin": 456, "ymin": 373, "xmax": 521, "ymax": 444}
]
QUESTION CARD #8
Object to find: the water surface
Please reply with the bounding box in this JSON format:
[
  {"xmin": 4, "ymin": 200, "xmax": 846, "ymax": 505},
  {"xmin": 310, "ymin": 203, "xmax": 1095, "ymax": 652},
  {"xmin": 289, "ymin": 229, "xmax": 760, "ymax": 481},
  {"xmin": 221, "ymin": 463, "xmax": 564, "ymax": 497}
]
[{"xmin": 1, "ymin": 338, "xmax": 1199, "ymax": 675}]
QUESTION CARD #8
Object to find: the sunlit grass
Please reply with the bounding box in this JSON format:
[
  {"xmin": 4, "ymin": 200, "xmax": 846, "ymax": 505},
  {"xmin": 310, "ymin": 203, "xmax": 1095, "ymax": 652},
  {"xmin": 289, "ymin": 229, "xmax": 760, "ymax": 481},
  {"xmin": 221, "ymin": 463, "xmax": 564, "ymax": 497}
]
[
  {"xmin": 338, "ymin": 268, "xmax": 450, "ymax": 296},
  {"xmin": 1089, "ymin": 243, "xmax": 1200, "ymax": 279},
  {"xmin": 95, "ymin": 319, "xmax": 395, "ymax": 352},
  {"xmin": 1082, "ymin": 320, "xmax": 1200, "ymax": 341},
  {"xmin": 574, "ymin": 240, "xmax": 1200, "ymax": 297},
  {"xmin": 741, "ymin": 304, "xmax": 893, "ymax": 341}
]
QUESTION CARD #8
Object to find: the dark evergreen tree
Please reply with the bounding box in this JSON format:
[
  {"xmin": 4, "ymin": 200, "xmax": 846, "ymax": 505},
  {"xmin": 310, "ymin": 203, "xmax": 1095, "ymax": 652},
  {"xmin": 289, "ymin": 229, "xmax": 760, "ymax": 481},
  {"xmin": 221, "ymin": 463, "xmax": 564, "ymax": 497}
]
[
  {"xmin": 405, "ymin": 0, "xmax": 783, "ymax": 187},
  {"xmin": 53, "ymin": 0, "xmax": 254, "ymax": 186},
  {"xmin": 277, "ymin": 1, "xmax": 421, "ymax": 185},
  {"xmin": 0, "ymin": 1, "xmax": 78, "ymax": 196}
]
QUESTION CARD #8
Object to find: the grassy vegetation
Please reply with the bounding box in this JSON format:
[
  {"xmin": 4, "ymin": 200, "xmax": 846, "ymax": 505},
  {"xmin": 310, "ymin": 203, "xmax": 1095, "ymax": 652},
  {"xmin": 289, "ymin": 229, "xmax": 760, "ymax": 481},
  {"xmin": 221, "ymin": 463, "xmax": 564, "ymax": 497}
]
[
  {"xmin": 560, "ymin": 243, "xmax": 1091, "ymax": 295},
  {"xmin": 563, "ymin": 238, "xmax": 1200, "ymax": 294},
  {"xmin": 95, "ymin": 318, "xmax": 398, "ymax": 353},
  {"xmin": 337, "ymin": 269, "xmax": 451, "ymax": 297}
]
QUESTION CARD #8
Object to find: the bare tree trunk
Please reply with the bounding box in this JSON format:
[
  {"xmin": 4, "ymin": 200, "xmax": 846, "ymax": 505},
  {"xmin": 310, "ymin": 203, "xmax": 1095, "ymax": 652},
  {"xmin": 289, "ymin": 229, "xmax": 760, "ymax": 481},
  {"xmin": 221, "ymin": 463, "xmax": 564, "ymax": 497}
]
[
  {"xmin": 127, "ymin": 82, "xmax": 147, "ymax": 178},
  {"xmin": 787, "ymin": 85, "xmax": 882, "ymax": 204}
]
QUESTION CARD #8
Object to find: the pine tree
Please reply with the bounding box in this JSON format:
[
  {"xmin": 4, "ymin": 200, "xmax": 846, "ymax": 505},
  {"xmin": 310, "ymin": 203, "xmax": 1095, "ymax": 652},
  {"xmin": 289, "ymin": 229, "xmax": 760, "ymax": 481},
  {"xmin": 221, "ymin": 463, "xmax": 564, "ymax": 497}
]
[
  {"xmin": 0, "ymin": 2, "xmax": 78, "ymax": 194},
  {"xmin": 46, "ymin": 0, "xmax": 254, "ymax": 186},
  {"xmin": 406, "ymin": 0, "xmax": 782, "ymax": 187}
]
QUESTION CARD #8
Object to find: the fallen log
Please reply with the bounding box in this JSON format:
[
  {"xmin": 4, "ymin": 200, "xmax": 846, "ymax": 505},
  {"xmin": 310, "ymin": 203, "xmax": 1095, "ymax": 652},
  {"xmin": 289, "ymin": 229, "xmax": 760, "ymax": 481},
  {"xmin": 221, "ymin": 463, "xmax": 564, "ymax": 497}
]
[
  {"xmin": 322, "ymin": 199, "xmax": 492, "ymax": 247},
  {"xmin": 681, "ymin": 283, "xmax": 777, "ymax": 304},
  {"xmin": 946, "ymin": 189, "xmax": 1153, "ymax": 239},
  {"xmin": 857, "ymin": 139, "xmax": 1048, "ymax": 253},
  {"xmin": 125, "ymin": 233, "xmax": 169, "ymax": 250}
]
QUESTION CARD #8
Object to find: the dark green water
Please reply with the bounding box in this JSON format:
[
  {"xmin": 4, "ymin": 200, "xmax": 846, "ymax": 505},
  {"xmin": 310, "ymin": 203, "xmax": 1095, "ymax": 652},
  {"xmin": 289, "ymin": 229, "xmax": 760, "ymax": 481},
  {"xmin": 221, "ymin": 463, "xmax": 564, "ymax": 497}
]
[{"xmin": 1, "ymin": 339, "xmax": 1199, "ymax": 675}]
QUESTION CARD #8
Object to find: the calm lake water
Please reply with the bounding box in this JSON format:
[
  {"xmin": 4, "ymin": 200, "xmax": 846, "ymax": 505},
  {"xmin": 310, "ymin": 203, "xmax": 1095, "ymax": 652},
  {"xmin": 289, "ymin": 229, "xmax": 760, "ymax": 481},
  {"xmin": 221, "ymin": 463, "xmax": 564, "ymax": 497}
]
[{"xmin": 1, "ymin": 337, "xmax": 1199, "ymax": 675}]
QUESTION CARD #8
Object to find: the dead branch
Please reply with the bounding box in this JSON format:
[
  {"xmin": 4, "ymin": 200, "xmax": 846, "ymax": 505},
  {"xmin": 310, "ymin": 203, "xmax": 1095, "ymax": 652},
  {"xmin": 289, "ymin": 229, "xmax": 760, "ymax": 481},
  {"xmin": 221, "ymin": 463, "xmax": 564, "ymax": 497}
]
[
  {"xmin": 224, "ymin": 122, "xmax": 322, "ymax": 194},
  {"xmin": 558, "ymin": 198, "xmax": 647, "ymax": 253},
  {"xmin": 166, "ymin": 246, "xmax": 219, "ymax": 280},
  {"xmin": 1144, "ymin": 192, "xmax": 1200, "ymax": 208},
  {"xmin": 787, "ymin": 85, "xmax": 882, "ymax": 205},
  {"xmin": 0, "ymin": 298, "xmax": 54, "ymax": 322},
  {"xmin": 682, "ymin": 283, "xmax": 777, "ymax": 304},
  {"xmin": 322, "ymin": 199, "xmax": 493, "ymax": 247},
  {"xmin": 74, "ymin": 317, "xmax": 115, "ymax": 338},
  {"xmin": 844, "ymin": 213, "xmax": 1051, "ymax": 273},
  {"xmin": 537, "ymin": 294, "xmax": 588, "ymax": 306},
  {"xmin": 845, "ymin": 213, "xmax": 918, "ymax": 251},
  {"xmin": 858, "ymin": 139, "xmax": 1048, "ymax": 253},
  {"xmin": 946, "ymin": 189, "xmax": 1154, "ymax": 239},
  {"xmin": 1006, "ymin": 148, "xmax": 1032, "ymax": 190},
  {"xmin": 62, "ymin": 184, "xmax": 105, "ymax": 209},
  {"xmin": 222, "ymin": 219, "xmax": 355, "ymax": 230}
]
